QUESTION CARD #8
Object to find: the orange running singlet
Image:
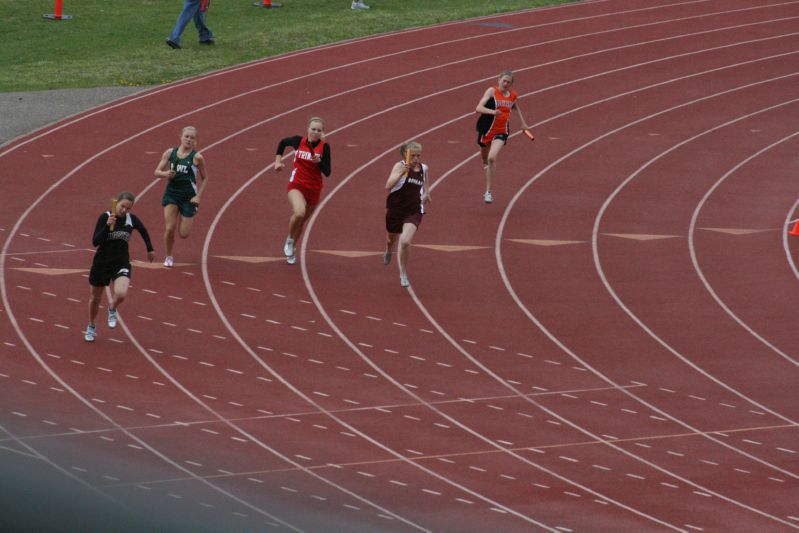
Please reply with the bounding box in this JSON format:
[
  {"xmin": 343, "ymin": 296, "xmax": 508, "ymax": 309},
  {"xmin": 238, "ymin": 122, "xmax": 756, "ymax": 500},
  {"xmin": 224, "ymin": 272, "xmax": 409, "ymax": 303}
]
[{"xmin": 476, "ymin": 86, "xmax": 518, "ymax": 146}]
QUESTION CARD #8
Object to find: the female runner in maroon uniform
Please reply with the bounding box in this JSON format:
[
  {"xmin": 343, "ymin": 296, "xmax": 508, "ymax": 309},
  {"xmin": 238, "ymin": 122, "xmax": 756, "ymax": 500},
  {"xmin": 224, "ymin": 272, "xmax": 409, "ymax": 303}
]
[
  {"xmin": 85, "ymin": 192, "xmax": 154, "ymax": 342},
  {"xmin": 274, "ymin": 117, "xmax": 331, "ymax": 265},
  {"xmin": 384, "ymin": 141, "xmax": 431, "ymax": 287},
  {"xmin": 475, "ymin": 70, "xmax": 531, "ymax": 204}
]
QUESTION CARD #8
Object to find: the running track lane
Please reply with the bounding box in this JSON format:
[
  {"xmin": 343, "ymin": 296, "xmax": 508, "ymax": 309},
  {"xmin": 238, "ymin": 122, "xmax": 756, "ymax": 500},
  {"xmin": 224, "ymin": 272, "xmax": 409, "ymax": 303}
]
[{"xmin": 1, "ymin": 0, "xmax": 798, "ymax": 531}]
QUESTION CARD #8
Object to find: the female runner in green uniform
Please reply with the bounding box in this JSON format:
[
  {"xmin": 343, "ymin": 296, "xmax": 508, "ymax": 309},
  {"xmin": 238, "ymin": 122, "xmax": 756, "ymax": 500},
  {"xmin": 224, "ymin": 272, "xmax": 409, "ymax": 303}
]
[{"xmin": 154, "ymin": 126, "xmax": 209, "ymax": 267}]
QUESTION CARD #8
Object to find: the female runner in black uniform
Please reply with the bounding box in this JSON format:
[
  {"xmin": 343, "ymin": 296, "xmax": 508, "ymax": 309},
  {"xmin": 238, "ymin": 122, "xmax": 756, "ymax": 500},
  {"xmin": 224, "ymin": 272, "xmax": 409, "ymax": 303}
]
[
  {"xmin": 85, "ymin": 192, "xmax": 154, "ymax": 342},
  {"xmin": 384, "ymin": 141, "xmax": 431, "ymax": 287}
]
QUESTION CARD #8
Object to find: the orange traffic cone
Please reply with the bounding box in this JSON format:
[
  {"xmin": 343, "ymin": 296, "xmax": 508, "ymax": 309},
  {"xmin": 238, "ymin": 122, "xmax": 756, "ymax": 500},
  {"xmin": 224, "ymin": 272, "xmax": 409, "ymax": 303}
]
[
  {"xmin": 789, "ymin": 220, "xmax": 799, "ymax": 236},
  {"xmin": 43, "ymin": 0, "xmax": 72, "ymax": 20}
]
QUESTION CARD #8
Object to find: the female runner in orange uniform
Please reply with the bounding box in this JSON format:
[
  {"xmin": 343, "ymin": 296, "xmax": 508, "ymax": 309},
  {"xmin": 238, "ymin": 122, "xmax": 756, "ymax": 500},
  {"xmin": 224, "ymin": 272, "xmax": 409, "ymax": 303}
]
[{"xmin": 475, "ymin": 70, "xmax": 531, "ymax": 204}]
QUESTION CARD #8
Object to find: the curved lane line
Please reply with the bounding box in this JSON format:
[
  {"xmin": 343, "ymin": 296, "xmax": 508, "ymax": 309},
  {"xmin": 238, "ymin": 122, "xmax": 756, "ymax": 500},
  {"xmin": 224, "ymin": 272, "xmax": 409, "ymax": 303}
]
[
  {"xmin": 0, "ymin": 0, "xmax": 608, "ymax": 153},
  {"xmin": 689, "ymin": 131, "xmax": 799, "ymax": 366},
  {"xmin": 10, "ymin": 4, "xmax": 696, "ymax": 529},
  {"xmin": 3, "ymin": 5, "xmax": 662, "ymax": 525},
  {"xmin": 782, "ymin": 199, "xmax": 799, "ymax": 277},
  {"xmin": 303, "ymin": 30, "xmax": 790, "ymax": 520},
  {"xmin": 484, "ymin": 50, "xmax": 799, "ymax": 466},
  {"xmin": 0, "ymin": 0, "xmax": 770, "ymax": 163},
  {"xmin": 2, "ymin": 39, "xmax": 786, "ymax": 533},
  {"xmin": 0, "ymin": 286, "xmax": 305, "ymax": 529},
  {"xmin": 202, "ymin": 22, "xmax": 799, "ymax": 530},
  {"xmin": 112, "ymin": 286, "xmax": 423, "ymax": 531},
  {"xmin": 203, "ymin": 127, "xmax": 562, "ymax": 530},
  {"xmin": 1, "ymin": 2, "xmax": 793, "ymax": 528},
  {"xmin": 490, "ymin": 75, "xmax": 799, "ymax": 526},
  {"xmin": 0, "ymin": 0, "xmax": 616, "ymax": 157},
  {"xmin": 187, "ymin": 6, "xmax": 799, "ymax": 529},
  {"xmin": 592, "ymin": 100, "xmax": 799, "ymax": 423}
]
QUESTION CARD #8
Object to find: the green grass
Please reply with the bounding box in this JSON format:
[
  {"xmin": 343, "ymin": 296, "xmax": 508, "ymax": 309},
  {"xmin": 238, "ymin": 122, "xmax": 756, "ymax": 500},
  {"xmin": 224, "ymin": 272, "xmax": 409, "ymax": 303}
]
[{"xmin": 0, "ymin": 0, "xmax": 574, "ymax": 92}]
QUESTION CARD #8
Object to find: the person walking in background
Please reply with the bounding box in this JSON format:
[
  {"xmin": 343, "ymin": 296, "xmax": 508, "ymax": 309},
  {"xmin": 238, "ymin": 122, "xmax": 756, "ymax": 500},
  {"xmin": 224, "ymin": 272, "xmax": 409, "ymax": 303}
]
[
  {"xmin": 167, "ymin": 0, "xmax": 214, "ymax": 49},
  {"xmin": 154, "ymin": 126, "xmax": 209, "ymax": 268},
  {"xmin": 274, "ymin": 117, "xmax": 332, "ymax": 265},
  {"xmin": 475, "ymin": 70, "xmax": 530, "ymax": 204},
  {"xmin": 383, "ymin": 141, "xmax": 431, "ymax": 288},
  {"xmin": 85, "ymin": 192, "xmax": 154, "ymax": 342}
]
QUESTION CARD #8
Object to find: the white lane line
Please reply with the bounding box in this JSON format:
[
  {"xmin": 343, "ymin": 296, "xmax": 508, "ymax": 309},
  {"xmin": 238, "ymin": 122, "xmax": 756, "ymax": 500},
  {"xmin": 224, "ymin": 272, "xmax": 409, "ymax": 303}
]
[
  {"xmin": 9, "ymin": 3, "xmax": 780, "ymax": 528},
  {"xmin": 495, "ymin": 67, "xmax": 799, "ymax": 523}
]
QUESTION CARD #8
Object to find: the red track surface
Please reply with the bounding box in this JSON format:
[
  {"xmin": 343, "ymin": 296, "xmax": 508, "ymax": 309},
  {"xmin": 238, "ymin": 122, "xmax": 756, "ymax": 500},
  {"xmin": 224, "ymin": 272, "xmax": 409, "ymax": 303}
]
[{"xmin": 2, "ymin": 1, "xmax": 798, "ymax": 530}]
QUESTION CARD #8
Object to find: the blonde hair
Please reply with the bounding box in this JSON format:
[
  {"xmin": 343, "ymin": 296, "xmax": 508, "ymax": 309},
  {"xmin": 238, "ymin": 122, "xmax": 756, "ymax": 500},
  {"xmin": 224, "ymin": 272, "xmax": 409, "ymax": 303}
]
[
  {"xmin": 181, "ymin": 126, "xmax": 197, "ymax": 135},
  {"xmin": 308, "ymin": 116, "xmax": 325, "ymax": 128},
  {"xmin": 400, "ymin": 141, "xmax": 422, "ymax": 158}
]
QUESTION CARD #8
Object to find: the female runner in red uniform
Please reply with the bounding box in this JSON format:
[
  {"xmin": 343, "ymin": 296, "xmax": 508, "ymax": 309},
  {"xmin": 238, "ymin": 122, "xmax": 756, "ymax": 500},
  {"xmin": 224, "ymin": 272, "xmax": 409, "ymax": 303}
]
[
  {"xmin": 475, "ymin": 70, "xmax": 531, "ymax": 204},
  {"xmin": 274, "ymin": 117, "xmax": 331, "ymax": 265},
  {"xmin": 384, "ymin": 141, "xmax": 431, "ymax": 288}
]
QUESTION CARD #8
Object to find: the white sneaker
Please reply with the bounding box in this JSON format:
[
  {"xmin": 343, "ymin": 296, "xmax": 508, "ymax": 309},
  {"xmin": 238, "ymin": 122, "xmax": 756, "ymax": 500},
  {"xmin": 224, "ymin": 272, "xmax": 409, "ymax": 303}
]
[
  {"xmin": 351, "ymin": 0, "xmax": 369, "ymax": 9},
  {"xmin": 163, "ymin": 256, "xmax": 174, "ymax": 268},
  {"xmin": 283, "ymin": 238, "xmax": 294, "ymax": 257},
  {"xmin": 84, "ymin": 324, "xmax": 96, "ymax": 342},
  {"xmin": 287, "ymin": 255, "xmax": 296, "ymax": 265},
  {"xmin": 483, "ymin": 191, "xmax": 493, "ymax": 204},
  {"xmin": 399, "ymin": 274, "xmax": 409, "ymax": 287},
  {"xmin": 107, "ymin": 308, "xmax": 118, "ymax": 329},
  {"xmin": 383, "ymin": 250, "xmax": 392, "ymax": 265}
]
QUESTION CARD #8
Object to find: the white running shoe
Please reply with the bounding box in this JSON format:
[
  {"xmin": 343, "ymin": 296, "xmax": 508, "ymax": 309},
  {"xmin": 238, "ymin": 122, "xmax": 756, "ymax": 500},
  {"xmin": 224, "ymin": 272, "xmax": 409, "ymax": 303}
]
[
  {"xmin": 483, "ymin": 191, "xmax": 493, "ymax": 204},
  {"xmin": 163, "ymin": 256, "xmax": 174, "ymax": 268},
  {"xmin": 287, "ymin": 255, "xmax": 297, "ymax": 265},
  {"xmin": 84, "ymin": 324, "xmax": 96, "ymax": 342},
  {"xmin": 283, "ymin": 238, "xmax": 294, "ymax": 257},
  {"xmin": 383, "ymin": 250, "xmax": 392, "ymax": 265},
  {"xmin": 399, "ymin": 274, "xmax": 410, "ymax": 287},
  {"xmin": 351, "ymin": 0, "xmax": 369, "ymax": 9},
  {"xmin": 107, "ymin": 308, "xmax": 118, "ymax": 329}
]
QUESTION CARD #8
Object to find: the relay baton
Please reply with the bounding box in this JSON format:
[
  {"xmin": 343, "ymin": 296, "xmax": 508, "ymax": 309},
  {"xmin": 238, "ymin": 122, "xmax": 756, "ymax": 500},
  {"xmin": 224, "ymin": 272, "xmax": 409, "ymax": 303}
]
[
  {"xmin": 523, "ymin": 128, "xmax": 535, "ymax": 141},
  {"xmin": 110, "ymin": 199, "xmax": 118, "ymax": 231},
  {"xmin": 403, "ymin": 145, "xmax": 412, "ymax": 176}
]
